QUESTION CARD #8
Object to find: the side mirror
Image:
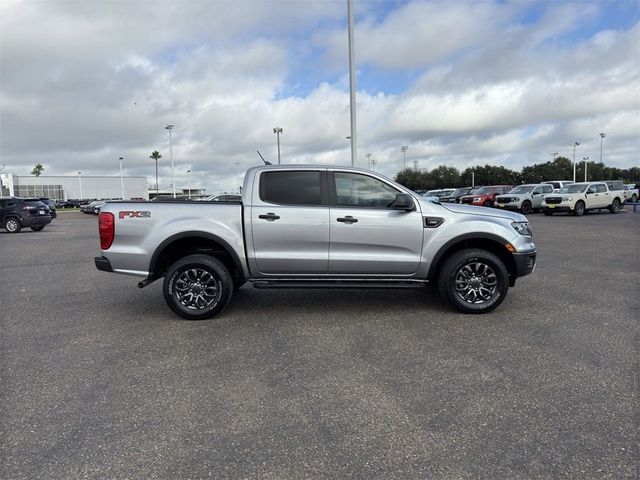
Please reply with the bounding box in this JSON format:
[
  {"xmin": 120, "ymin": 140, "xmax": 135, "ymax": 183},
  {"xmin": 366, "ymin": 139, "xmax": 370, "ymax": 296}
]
[
  {"xmin": 392, "ymin": 193, "xmax": 414, "ymax": 210},
  {"xmin": 532, "ymin": 191, "xmax": 540, "ymax": 196},
  {"xmin": 586, "ymin": 189, "xmax": 595, "ymax": 195}
]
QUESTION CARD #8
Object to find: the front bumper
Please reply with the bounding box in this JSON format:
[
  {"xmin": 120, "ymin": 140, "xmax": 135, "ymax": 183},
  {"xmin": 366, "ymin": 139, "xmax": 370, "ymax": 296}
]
[
  {"xmin": 543, "ymin": 204, "xmax": 572, "ymax": 213},
  {"xmin": 495, "ymin": 203, "xmax": 520, "ymax": 211},
  {"xmin": 513, "ymin": 250, "xmax": 536, "ymax": 277}
]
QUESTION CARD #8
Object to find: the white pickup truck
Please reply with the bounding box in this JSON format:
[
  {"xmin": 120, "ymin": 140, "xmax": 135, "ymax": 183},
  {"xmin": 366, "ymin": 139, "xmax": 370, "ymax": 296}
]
[
  {"xmin": 541, "ymin": 181, "xmax": 626, "ymax": 216},
  {"xmin": 624, "ymin": 184, "xmax": 639, "ymax": 203}
]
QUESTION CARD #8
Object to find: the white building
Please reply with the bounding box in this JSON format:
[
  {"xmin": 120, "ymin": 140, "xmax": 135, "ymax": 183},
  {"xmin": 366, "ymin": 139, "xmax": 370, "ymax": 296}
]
[{"xmin": 0, "ymin": 173, "xmax": 149, "ymax": 200}]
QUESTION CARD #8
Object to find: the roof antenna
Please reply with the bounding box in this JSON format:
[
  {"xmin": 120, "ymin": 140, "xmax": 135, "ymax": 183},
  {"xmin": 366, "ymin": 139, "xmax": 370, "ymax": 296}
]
[{"xmin": 257, "ymin": 150, "xmax": 272, "ymax": 165}]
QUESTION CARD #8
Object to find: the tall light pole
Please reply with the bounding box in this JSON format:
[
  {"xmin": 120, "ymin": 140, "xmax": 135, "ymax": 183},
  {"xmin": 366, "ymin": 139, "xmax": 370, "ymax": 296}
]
[
  {"xmin": 165, "ymin": 124, "xmax": 175, "ymax": 198},
  {"xmin": 118, "ymin": 156, "xmax": 125, "ymax": 200},
  {"xmin": 347, "ymin": 0, "xmax": 357, "ymax": 167},
  {"xmin": 366, "ymin": 153, "xmax": 372, "ymax": 170},
  {"xmin": 599, "ymin": 132, "xmax": 606, "ymax": 164},
  {"xmin": 370, "ymin": 157, "xmax": 377, "ymax": 171},
  {"xmin": 471, "ymin": 171, "xmax": 475, "ymax": 187},
  {"xmin": 235, "ymin": 161, "xmax": 241, "ymax": 193},
  {"xmin": 413, "ymin": 159, "xmax": 419, "ymax": 170},
  {"xmin": 273, "ymin": 127, "xmax": 283, "ymax": 164},
  {"xmin": 582, "ymin": 157, "xmax": 589, "ymax": 182},
  {"xmin": 571, "ymin": 141, "xmax": 580, "ymax": 182},
  {"xmin": 78, "ymin": 171, "xmax": 83, "ymax": 200},
  {"xmin": 401, "ymin": 145, "xmax": 408, "ymax": 169}
]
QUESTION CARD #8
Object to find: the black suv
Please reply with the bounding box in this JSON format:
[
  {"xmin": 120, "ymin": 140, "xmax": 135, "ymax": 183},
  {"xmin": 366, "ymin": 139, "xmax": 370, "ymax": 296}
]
[
  {"xmin": 0, "ymin": 197, "xmax": 52, "ymax": 233},
  {"xmin": 38, "ymin": 198, "xmax": 57, "ymax": 218}
]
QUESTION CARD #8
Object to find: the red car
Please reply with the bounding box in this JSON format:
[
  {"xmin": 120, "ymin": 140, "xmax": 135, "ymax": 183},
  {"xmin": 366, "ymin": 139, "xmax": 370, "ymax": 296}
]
[{"xmin": 460, "ymin": 185, "xmax": 513, "ymax": 207}]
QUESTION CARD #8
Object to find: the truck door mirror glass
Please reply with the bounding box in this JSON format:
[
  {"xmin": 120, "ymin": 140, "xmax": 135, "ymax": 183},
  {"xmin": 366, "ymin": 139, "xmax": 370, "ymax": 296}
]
[{"xmin": 587, "ymin": 188, "xmax": 595, "ymax": 194}]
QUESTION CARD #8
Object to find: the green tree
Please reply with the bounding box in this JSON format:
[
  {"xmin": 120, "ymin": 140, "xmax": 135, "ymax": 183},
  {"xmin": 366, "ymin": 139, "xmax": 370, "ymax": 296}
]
[
  {"xmin": 461, "ymin": 164, "xmax": 519, "ymax": 186},
  {"xmin": 425, "ymin": 165, "xmax": 461, "ymax": 189},
  {"xmin": 31, "ymin": 163, "xmax": 44, "ymax": 176},
  {"xmin": 520, "ymin": 157, "xmax": 572, "ymax": 183},
  {"xmin": 149, "ymin": 151, "xmax": 162, "ymax": 196}
]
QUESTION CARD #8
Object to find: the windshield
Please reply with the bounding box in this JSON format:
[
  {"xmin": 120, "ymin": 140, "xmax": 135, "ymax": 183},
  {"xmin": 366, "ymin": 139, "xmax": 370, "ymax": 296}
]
[
  {"xmin": 451, "ymin": 188, "xmax": 469, "ymax": 196},
  {"xmin": 436, "ymin": 189, "xmax": 455, "ymax": 197},
  {"xmin": 509, "ymin": 185, "xmax": 535, "ymax": 194},
  {"xmin": 566, "ymin": 184, "xmax": 588, "ymax": 193},
  {"xmin": 424, "ymin": 190, "xmax": 440, "ymax": 196},
  {"xmin": 558, "ymin": 186, "xmax": 570, "ymax": 193},
  {"xmin": 472, "ymin": 187, "xmax": 491, "ymax": 195}
]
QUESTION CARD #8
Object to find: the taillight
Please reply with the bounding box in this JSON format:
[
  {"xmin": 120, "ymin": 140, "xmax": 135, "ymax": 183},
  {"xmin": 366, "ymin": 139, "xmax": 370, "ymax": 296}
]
[{"xmin": 98, "ymin": 212, "xmax": 114, "ymax": 250}]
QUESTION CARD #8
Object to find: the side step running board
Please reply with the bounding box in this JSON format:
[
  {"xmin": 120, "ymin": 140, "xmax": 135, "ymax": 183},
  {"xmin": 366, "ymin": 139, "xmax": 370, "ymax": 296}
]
[{"xmin": 251, "ymin": 279, "xmax": 427, "ymax": 289}]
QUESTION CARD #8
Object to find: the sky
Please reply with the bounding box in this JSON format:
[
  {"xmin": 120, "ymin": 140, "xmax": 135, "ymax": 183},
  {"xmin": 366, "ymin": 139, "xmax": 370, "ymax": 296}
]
[{"xmin": 1, "ymin": 0, "xmax": 639, "ymax": 194}]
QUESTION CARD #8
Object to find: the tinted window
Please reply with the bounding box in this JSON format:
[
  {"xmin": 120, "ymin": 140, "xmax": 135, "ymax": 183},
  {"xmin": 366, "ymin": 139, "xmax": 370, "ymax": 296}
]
[
  {"xmin": 334, "ymin": 172, "xmax": 399, "ymax": 208},
  {"xmin": 262, "ymin": 171, "xmax": 322, "ymax": 205},
  {"xmin": 595, "ymin": 184, "xmax": 607, "ymax": 193},
  {"xmin": 566, "ymin": 184, "xmax": 588, "ymax": 193},
  {"xmin": 542, "ymin": 185, "xmax": 553, "ymax": 193}
]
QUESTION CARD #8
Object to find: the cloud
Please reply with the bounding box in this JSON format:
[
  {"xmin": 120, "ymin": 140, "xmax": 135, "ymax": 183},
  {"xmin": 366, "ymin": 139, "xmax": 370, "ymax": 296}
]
[{"xmin": 0, "ymin": 1, "xmax": 638, "ymax": 195}]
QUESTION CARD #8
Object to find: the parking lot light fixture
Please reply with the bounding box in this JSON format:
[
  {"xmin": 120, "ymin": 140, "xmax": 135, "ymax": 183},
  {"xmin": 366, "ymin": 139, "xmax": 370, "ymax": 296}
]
[
  {"xmin": 165, "ymin": 124, "xmax": 175, "ymax": 198},
  {"xmin": 273, "ymin": 127, "xmax": 283, "ymax": 164},
  {"xmin": 599, "ymin": 132, "xmax": 606, "ymax": 163},
  {"xmin": 571, "ymin": 141, "xmax": 580, "ymax": 182},
  {"xmin": 118, "ymin": 156, "xmax": 125, "ymax": 200},
  {"xmin": 78, "ymin": 171, "xmax": 83, "ymax": 200},
  {"xmin": 582, "ymin": 157, "xmax": 589, "ymax": 182}
]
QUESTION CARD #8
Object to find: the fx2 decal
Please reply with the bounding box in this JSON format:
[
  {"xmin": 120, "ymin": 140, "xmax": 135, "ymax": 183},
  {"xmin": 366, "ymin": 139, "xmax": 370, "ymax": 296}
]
[{"xmin": 119, "ymin": 210, "xmax": 151, "ymax": 219}]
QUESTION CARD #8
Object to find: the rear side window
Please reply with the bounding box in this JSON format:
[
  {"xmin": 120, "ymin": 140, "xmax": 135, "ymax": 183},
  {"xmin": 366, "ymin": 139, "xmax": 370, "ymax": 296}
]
[
  {"xmin": 261, "ymin": 171, "xmax": 322, "ymax": 205},
  {"xmin": 24, "ymin": 200, "xmax": 45, "ymax": 208},
  {"xmin": 596, "ymin": 184, "xmax": 607, "ymax": 193}
]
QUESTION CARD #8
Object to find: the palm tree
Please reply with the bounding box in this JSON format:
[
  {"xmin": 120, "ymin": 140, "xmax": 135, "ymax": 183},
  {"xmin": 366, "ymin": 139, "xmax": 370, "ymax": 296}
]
[
  {"xmin": 149, "ymin": 151, "xmax": 162, "ymax": 197},
  {"xmin": 31, "ymin": 163, "xmax": 44, "ymax": 176}
]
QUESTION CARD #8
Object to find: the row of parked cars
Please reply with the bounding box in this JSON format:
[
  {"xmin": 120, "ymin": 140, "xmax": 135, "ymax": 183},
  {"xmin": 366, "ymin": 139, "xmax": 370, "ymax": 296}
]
[
  {"xmin": 422, "ymin": 181, "xmax": 639, "ymax": 216},
  {"xmin": 0, "ymin": 197, "xmax": 57, "ymax": 233}
]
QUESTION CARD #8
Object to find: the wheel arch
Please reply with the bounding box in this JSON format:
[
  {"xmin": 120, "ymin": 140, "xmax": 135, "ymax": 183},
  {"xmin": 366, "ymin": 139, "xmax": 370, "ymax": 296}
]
[
  {"xmin": 427, "ymin": 234, "xmax": 518, "ymax": 286},
  {"xmin": 149, "ymin": 232, "xmax": 245, "ymax": 283}
]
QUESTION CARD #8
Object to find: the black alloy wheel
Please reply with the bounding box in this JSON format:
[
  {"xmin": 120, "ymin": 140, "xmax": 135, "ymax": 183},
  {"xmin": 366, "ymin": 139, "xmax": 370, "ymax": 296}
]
[
  {"xmin": 573, "ymin": 201, "xmax": 585, "ymax": 216},
  {"xmin": 520, "ymin": 201, "xmax": 533, "ymax": 215},
  {"xmin": 163, "ymin": 254, "xmax": 233, "ymax": 320},
  {"xmin": 437, "ymin": 248, "xmax": 509, "ymax": 314}
]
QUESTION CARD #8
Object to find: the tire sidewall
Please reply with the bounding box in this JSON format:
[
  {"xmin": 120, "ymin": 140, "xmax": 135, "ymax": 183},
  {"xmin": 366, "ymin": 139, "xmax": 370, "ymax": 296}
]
[
  {"xmin": 574, "ymin": 201, "xmax": 585, "ymax": 216},
  {"xmin": 610, "ymin": 199, "xmax": 620, "ymax": 214},
  {"xmin": 439, "ymin": 250, "xmax": 508, "ymax": 314},
  {"xmin": 163, "ymin": 255, "xmax": 233, "ymax": 320},
  {"xmin": 521, "ymin": 201, "xmax": 532, "ymax": 214}
]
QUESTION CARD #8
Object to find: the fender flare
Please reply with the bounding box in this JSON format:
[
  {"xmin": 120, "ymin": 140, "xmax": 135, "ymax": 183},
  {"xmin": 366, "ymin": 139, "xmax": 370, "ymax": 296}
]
[
  {"xmin": 427, "ymin": 232, "xmax": 514, "ymax": 280},
  {"xmin": 148, "ymin": 231, "xmax": 244, "ymax": 278}
]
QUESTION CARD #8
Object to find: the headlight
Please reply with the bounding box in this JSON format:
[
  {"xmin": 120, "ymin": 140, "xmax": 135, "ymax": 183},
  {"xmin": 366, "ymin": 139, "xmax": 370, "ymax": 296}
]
[
  {"xmin": 562, "ymin": 196, "xmax": 573, "ymax": 202},
  {"xmin": 511, "ymin": 221, "xmax": 532, "ymax": 236},
  {"xmin": 473, "ymin": 197, "xmax": 481, "ymax": 202}
]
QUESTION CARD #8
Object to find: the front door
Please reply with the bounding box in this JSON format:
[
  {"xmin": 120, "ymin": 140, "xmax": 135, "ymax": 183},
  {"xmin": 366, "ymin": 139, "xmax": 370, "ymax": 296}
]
[{"xmin": 328, "ymin": 171, "xmax": 424, "ymax": 275}]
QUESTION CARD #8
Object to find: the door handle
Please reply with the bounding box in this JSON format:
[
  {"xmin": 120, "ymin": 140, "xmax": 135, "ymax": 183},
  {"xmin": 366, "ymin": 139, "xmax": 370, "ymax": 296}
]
[
  {"xmin": 259, "ymin": 212, "xmax": 280, "ymax": 221},
  {"xmin": 337, "ymin": 216, "xmax": 358, "ymax": 224}
]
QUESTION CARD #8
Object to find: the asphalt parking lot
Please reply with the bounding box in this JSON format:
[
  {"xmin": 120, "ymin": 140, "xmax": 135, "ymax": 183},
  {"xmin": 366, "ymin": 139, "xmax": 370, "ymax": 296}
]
[{"xmin": 1, "ymin": 210, "xmax": 638, "ymax": 479}]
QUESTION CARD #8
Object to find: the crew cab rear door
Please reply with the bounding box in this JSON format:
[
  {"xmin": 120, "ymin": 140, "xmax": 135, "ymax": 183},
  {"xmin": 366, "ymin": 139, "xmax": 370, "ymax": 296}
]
[
  {"xmin": 328, "ymin": 171, "xmax": 424, "ymax": 275},
  {"xmin": 249, "ymin": 169, "xmax": 330, "ymax": 275}
]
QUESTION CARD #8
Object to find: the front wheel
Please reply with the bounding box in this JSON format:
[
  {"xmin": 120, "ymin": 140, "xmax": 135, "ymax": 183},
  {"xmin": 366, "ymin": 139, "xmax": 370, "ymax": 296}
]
[
  {"xmin": 609, "ymin": 198, "xmax": 621, "ymax": 214},
  {"xmin": 437, "ymin": 249, "xmax": 509, "ymax": 314},
  {"xmin": 520, "ymin": 201, "xmax": 532, "ymax": 215},
  {"xmin": 573, "ymin": 201, "xmax": 585, "ymax": 216},
  {"xmin": 632, "ymin": 194, "xmax": 637, "ymax": 203},
  {"xmin": 482, "ymin": 200, "xmax": 493, "ymax": 208},
  {"xmin": 2, "ymin": 217, "xmax": 22, "ymax": 233},
  {"xmin": 163, "ymin": 254, "xmax": 233, "ymax": 320},
  {"xmin": 30, "ymin": 225, "xmax": 45, "ymax": 231}
]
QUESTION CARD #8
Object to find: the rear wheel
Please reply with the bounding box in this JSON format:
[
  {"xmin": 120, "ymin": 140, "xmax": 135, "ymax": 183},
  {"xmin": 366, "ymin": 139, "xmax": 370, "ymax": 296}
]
[
  {"xmin": 573, "ymin": 201, "xmax": 585, "ymax": 216},
  {"xmin": 482, "ymin": 200, "xmax": 493, "ymax": 208},
  {"xmin": 30, "ymin": 225, "xmax": 45, "ymax": 231},
  {"xmin": 437, "ymin": 248, "xmax": 509, "ymax": 314},
  {"xmin": 2, "ymin": 217, "xmax": 22, "ymax": 233},
  {"xmin": 520, "ymin": 201, "xmax": 532, "ymax": 214},
  {"xmin": 609, "ymin": 198, "xmax": 621, "ymax": 214},
  {"xmin": 163, "ymin": 254, "xmax": 233, "ymax": 320}
]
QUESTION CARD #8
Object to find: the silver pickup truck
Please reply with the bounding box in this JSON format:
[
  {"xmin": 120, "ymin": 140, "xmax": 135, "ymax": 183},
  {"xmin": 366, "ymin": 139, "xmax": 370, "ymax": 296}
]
[{"xmin": 95, "ymin": 165, "xmax": 537, "ymax": 319}]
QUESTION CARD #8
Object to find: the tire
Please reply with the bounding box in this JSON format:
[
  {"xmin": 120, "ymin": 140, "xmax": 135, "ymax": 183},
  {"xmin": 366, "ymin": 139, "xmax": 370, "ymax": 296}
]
[
  {"xmin": 2, "ymin": 217, "xmax": 22, "ymax": 233},
  {"xmin": 632, "ymin": 194, "xmax": 637, "ymax": 203},
  {"xmin": 609, "ymin": 198, "xmax": 621, "ymax": 214},
  {"xmin": 482, "ymin": 200, "xmax": 493, "ymax": 208},
  {"xmin": 573, "ymin": 201, "xmax": 585, "ymax": 216},
  {"xmin": 163, "ymin": 254, "xmax": 234, "ymax": 320},
  {"xmin": 30, "ymin": 225, "xmax": 45, "ymax": 231},
  {"xmin": 520, "ymin": 201, "xmax": 532, "ymax": 215},
  {"xmin": 543, "ymin": 209, "xmax": 553, "ymax": 216},
  {"xmin": 437, "ymin": 248, "xmax": 509, "ymax": 314}
]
